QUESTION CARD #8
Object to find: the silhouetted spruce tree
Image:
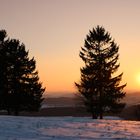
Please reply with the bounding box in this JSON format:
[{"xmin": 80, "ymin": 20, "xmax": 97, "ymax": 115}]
[
  {"xmin": 0, "ymin": 30, "xmax": 9, "ymax": 112},
  {"xmin": 75, "ymin": 26, "xmax": 126, "ymax": 119},
  {"xmin": 0, "ymin": 30, "xmax": 45, "ymax": 115}
]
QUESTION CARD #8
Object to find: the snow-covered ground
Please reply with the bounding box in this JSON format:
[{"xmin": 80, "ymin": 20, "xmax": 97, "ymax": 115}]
[{"xmin": 0, "ymin": 116, "xmax": 140, "ymax": 140}]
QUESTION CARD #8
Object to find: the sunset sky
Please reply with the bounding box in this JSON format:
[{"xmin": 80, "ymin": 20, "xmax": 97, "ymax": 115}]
[{"xmin": 0, "ymin": 0, "xmax": 140, "ymax": 96}]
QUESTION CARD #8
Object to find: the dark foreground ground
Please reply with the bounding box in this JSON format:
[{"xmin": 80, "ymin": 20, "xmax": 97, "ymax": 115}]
[
  {"xmin": 0, "ymin": 105, "xmax": 140, "ymax": 121},
  {"xmin": 0, "ymin": 107, "xmax": 90, "ymax": 117},
  {"xmin": 1, "ymin": 92, "xmax": 140, "ymax": 121}
]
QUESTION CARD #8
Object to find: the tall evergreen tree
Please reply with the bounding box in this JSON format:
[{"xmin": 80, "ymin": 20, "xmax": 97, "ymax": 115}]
[
  {"xmin": 75, "ymin": 26, "xmax": 126, "ymax": 119},
  {"xmin": 0, "ymin": 30, "xmax": 9, "ymax": 112},
  {"xmin": 0, "ymin": 30, "xmax": 45, "ymax": 115}
]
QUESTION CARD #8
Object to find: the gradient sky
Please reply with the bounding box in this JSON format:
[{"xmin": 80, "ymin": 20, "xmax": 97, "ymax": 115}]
[{"xmin": 0, "ymin": 0, "xmax": 140, "ymax": 96}]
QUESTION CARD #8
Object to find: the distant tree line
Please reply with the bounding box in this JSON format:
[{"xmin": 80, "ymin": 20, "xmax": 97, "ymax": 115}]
[{"xmin": 0, "ymin": 30, "xmax": 45, "ymax": 115}]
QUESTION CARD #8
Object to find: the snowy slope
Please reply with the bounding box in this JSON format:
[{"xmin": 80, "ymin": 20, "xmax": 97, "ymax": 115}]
[{"xmin": 0, "ymin": 116, "xmax": 140, "ymax": 140}]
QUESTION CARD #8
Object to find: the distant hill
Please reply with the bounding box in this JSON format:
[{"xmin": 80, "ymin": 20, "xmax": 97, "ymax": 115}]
[
  {"xmin": 41, "ymin": 92, "xmax": 140, "ymax": 120},
  {"xmin": 122, "ymin": 92, "xmax": 140, "ymax": 106},
  {"xmin": 43, "ymin": 92, "xmax": 140, "ymax": 108},
  {"xmin": 42, "ymin": 96, "xmax": 83, "ymax": 108}
]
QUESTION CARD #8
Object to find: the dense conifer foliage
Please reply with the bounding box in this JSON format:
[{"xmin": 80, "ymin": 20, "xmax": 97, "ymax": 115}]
[
  {"xmin": 75, "ymin": 26, "xmax": 126, "ymax": 119},
  {"xmin": 0, "ymin": 30, "xmax": 45, "ymax": 115}
]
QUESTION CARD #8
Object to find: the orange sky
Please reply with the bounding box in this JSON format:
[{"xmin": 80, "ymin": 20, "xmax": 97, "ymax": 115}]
[{"xmin": 0, "ymin": 0, "xmax": 140, "ymax": 95}]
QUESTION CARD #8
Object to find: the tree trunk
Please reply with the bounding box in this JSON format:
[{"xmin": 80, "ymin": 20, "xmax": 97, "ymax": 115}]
[
  {"xmin": 99, "ymin": 86, "xmax": 103, "ymax": 119},
  {"xmin": 7, "ymin": 108, "xmax": 11, "ymax": 115},
  {"xmin": 99, "ymin": 112, "xmax": 103, "ymax": 119},
  {"xmin": 14, "ymin": 108, "xmax": 19, "ymax": 116},
  {"xmin": 92, "ymin": 113, "xmax": 97, "ymax": 119}
]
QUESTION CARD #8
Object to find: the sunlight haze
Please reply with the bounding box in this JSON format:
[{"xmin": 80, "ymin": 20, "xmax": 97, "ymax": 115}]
[{"xmin": 0, "ymin": 0, "xmax": 140, "ymax": 95}]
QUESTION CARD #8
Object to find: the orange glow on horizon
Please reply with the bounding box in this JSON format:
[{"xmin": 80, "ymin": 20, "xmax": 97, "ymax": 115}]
[{"xmin": 1, "ymin": 0, "xmax": 140, "ymax": 95}]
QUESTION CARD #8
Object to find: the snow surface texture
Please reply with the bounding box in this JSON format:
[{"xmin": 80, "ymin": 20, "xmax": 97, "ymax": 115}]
[{"xmin": 0, "ymin": 116, "xmax": 140, "ymax": 140}]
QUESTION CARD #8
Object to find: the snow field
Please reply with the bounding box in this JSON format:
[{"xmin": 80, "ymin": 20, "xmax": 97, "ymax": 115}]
[{"xmin": 0, "ymin": 116, "xmax": 140, "ymax": 140}]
